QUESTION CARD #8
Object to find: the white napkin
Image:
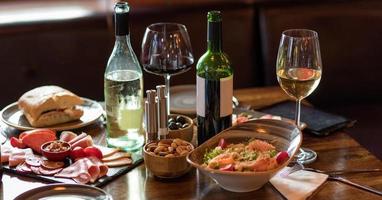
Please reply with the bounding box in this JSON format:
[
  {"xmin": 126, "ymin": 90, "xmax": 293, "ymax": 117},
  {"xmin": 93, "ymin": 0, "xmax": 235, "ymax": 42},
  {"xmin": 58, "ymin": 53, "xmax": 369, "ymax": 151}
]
[{"xmin": 270, "ymin": 167, "xmax": 328, "ymax": 200}]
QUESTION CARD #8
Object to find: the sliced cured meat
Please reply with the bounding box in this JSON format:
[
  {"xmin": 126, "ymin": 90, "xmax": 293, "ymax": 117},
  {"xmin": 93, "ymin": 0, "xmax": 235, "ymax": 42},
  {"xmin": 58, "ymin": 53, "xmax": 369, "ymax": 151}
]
[
  {"xmin": 1, "ymin": 145, "xmax": 12, "ymax": 163},
  {"xmin": 9, "ymin": 148, "xmax": 33, "ymax": 167},
  {"xmin": 21, "ymin": 130, "xmax": 57, "ymax": 154},
  {"xmin": 101, "ymin": 152, "xmax": 131, "ymax": 162},
  {"xmin": 83, "ymin": 157, "xmax": 100, "ymax": 183},
  {"xmin": 101, "ymin": 148, "xmax": 120, "ymax": 158},
  {"xmin": 88, "ymin": 156, "xmax": 108, "ymax": 178},
  {"xmin": 25, "ymin": 155, "xmax": 42, "ymax": 167},
  {"xmin": 16, "ymin": 162, "xmax": 32, "ymax": 173},
  {"xmin": 41, "ymin": 160, "xmax": 65, "ymax": 170},
  {"xmin": 68, "ymin": 133, "xmax": 87, "ymax": 145},
  {"xmin": 60, "ymin": 131, "xmax": 77, "ymax": 142},
  {"xmin": 30, "ymin": 166, "xmax": 41, "ymax": 174},
  {"xmin": 55, "ymin": 158, "xmax": 91, "ymax": 184},
  {"xmin": 71, "ymin": 135, "xmax": 93, "ymax": 149},
  {"xmin": 103, "ymin": 157, "xmax": 132, "ymax": 167},
  {"xmin": 39, "ymin": 167, "xmax": 63, "ymax": 176}
]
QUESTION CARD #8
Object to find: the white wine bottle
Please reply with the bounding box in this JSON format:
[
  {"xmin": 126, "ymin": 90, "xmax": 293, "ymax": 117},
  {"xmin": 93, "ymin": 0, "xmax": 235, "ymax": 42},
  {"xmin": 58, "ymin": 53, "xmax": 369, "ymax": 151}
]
[
  {"xmin": 196, "ymin": 11, "xmax": 233, "ymax": 145},
  {"xmin": 104, "ymin": 2, "xmax": 144, "ymax": 151}
]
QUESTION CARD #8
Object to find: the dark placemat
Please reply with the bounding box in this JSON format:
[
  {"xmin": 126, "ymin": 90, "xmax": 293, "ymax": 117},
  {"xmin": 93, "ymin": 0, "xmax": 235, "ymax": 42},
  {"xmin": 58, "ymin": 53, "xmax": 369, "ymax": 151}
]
[
  {"xmin": 3, "ymin": 146, "xmax": 143, "ymax": 188},
  {"xmin": 259, "ymin": 101, "xmax": 356, "ymax": 136}
]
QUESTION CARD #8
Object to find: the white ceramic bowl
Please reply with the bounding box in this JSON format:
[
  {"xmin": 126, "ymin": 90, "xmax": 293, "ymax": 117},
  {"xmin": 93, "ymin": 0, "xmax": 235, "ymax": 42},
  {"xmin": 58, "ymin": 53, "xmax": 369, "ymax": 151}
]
[{"xmin": 187, "ymin": 119, "xmax": 302, "ymax": 192}]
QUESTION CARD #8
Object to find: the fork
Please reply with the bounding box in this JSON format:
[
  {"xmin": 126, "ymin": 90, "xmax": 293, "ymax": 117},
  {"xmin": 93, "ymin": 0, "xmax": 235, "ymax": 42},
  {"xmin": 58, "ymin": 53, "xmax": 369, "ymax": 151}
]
[{"xmin": 282, "ymin": 163, "xmax": 382, "ymax": 196}]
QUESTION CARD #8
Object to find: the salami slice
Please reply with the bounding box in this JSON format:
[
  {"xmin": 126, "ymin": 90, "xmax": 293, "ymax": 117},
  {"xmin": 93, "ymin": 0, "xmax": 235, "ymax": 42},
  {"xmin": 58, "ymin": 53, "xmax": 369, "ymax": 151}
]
[
  {"xmin": 38, "ymin": 167, "xmax": 63, "ymax": 176},
  {"xmin": 30, "ymin": 166, "xmax": 41, "ymax": 174},
  {"xmin": 41, "ymin": 160, "xmax": 65, "ymax": 170},
  {"xmin": 16, "ymin": 162, "xmax": 32, "ymax": 173},
  {"xmin": 25, "ymin": 155, "xmax": 42, "ymax": 167}
]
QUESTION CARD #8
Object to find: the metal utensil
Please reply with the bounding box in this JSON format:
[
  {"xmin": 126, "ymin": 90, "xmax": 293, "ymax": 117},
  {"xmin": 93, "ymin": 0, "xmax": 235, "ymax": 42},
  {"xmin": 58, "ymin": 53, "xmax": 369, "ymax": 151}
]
[
  {"xmin": 327, "ymin": 175, "xmax": 382, "ymax": 196},
  {"xmin": 284, "ymin": 163, "xmax": 382, "ymax": 196}
]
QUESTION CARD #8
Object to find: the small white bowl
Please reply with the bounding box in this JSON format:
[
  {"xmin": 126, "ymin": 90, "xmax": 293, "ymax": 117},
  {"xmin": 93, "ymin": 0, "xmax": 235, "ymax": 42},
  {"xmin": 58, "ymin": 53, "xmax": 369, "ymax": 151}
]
[{"xmin": 187, "ymin": 119, "xmax": 302, "ymax": 192}]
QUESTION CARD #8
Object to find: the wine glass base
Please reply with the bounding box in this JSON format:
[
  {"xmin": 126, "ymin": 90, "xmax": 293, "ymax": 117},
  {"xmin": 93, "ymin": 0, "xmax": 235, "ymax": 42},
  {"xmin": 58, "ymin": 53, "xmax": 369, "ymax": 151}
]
[{"xmin": 296, "ymin": 147, "xmax": 317, "ymax": 165}]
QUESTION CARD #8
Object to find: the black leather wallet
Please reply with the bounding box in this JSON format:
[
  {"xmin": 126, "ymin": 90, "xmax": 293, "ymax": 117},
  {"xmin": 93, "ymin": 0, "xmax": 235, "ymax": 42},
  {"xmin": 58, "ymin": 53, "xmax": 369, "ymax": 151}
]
[{"xmin": 259, "ymin": 101, "xmax": 356, "ymax": 136}]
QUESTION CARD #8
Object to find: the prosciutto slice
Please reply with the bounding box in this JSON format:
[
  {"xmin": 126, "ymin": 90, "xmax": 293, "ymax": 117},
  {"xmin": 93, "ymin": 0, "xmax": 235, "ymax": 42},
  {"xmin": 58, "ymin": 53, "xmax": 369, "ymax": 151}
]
[
  {"xmin": 9, "ymin": 148, "xmax": 33, "ymax": 167},
  {"xmin": 89, "ymin": 156, "xmax": 108, "ymax": 178},
  {"xmin": 1, "ymin": 145, "xmax": 12, "ymax": 163},
  {"xmin": 55, "ymin": 157, "xmax": 108, "ymax": 184},
  {"xmin": 60, "ymin": 131, "xmax": 77, "ymax": 142},
  {"xmin": 68, "ymin": 133, "xmax": 87, "ymax": 145},
  {"xmin": 71, "ymin": 135, "xmax": 93, "ymax": 149},
  {"xmin": 55, "ymin": 158, "xmax": 91, "ymax": 183}
]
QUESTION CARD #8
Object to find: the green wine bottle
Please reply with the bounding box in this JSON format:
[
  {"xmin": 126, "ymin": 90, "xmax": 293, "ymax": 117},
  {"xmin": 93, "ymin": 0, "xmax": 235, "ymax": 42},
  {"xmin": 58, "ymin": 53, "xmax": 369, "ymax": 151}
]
[{"xmin": 196, "ymin": 11, "xmax": 233, "ymax": 145}]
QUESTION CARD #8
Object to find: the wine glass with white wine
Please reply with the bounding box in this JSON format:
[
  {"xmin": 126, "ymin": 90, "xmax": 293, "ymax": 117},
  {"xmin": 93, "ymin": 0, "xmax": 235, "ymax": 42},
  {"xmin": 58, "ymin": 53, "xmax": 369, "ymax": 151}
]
[{"xmin": 276, "ymin": 29, "xmax": 322, "ymax": 164}]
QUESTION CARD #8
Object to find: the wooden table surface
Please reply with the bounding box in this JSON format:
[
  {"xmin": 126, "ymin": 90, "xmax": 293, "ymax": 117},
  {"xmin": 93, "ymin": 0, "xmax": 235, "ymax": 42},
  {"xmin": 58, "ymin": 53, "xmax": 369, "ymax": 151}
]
[{"xmin": 1, "ymin": 86, "xmax": 382, "ymax": 200}]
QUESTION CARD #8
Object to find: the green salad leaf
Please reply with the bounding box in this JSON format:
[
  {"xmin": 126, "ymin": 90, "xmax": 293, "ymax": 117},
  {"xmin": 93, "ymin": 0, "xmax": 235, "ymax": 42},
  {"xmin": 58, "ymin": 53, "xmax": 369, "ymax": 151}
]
[{"xmin": 203, "ymin": 147, "xmax": 223, "ymax": 164}]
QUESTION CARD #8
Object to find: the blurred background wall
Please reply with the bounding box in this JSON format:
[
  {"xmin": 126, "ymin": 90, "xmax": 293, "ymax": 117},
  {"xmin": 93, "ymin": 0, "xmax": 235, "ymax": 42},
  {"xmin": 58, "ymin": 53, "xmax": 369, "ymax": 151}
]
[{"xmin": 0, "ymin": 0, "xmax": 381, "ymax": 157}]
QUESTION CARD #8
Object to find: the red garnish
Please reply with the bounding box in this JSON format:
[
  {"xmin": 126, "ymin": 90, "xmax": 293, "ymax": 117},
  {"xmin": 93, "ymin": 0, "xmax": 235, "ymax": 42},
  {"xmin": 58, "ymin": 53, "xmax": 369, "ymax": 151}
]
[
  {"xmin": 276, "ymin": 151, "xmax": 289, "ymax": 164},
  {"xmin": 220, "ymin": 164, "xmax": 234, "ymax": 171},
  {"xmin": 218, "ymin": 138, "xmax": 227, "ymax": 149}
]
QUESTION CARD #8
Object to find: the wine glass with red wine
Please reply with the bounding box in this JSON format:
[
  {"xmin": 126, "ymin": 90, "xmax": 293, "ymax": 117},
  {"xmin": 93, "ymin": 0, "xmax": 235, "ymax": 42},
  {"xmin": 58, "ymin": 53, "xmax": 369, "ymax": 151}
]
[
  {"xmin": 141, "ymin": 23, "xmax": 194, "ymax": 114},
  {"xmin": 276, "ymin": 29, "xmax": 322, "ymax": 164}
]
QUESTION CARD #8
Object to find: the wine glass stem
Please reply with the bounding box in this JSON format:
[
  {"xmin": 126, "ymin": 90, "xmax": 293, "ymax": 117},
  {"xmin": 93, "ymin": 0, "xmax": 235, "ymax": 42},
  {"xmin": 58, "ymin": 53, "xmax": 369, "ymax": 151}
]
[
  {"xmin": 295, "ymin": 99, "xmax": 302, "ymax": 128},
  {"xmin": 165, "ymin": 74, "xmax": 171, "ymax": 115}
]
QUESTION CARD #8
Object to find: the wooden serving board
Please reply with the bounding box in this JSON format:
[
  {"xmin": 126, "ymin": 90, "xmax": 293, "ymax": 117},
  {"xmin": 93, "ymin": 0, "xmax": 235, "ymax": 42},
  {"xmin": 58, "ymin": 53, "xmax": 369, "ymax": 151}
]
[{"xmin": 2, "ymin": 145, "xmax": 143, "ymax": 188}]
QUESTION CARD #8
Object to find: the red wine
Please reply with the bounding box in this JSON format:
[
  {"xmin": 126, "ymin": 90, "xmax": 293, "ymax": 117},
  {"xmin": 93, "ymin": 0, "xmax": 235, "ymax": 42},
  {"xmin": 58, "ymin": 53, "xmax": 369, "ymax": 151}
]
[
  {"xmin": 197, "ymin": 78, "xmax": 232, "ymax": 145},
  {"xmin": 143, "ymin": 54, "xmax": 193, "ymax": 76},
  {"xmin": 196, "ymin": 11, "xmax": 233, "ymax": 145}
]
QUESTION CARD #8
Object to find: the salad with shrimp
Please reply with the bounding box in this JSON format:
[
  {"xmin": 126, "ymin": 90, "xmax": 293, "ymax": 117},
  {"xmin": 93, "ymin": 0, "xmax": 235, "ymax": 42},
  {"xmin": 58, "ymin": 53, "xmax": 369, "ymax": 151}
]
[{"xmin": 203, "ymin": 138, "xmax": 289, "ymax": 172}]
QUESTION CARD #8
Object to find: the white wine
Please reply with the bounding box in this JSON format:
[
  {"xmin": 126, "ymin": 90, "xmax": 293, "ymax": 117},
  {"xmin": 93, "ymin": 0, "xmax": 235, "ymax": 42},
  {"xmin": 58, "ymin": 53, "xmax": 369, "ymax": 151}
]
[
  {"xmin": 104, "ymin": 70, "xmax": 144, "ymax": 150},
  {"xmin": 277, "ymin": 68, "xmax": 321, "ymax": 100},
  {"xmin": 104, "ymin": 2, "xmax": 144, "ymax": 151}
]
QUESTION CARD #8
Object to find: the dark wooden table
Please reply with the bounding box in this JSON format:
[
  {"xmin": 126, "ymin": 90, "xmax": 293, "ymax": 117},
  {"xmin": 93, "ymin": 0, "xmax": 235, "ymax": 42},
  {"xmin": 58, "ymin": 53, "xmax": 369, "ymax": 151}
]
[{"xmin": 2, "ymin": 87, "xmax": 382, "ymax": 200}]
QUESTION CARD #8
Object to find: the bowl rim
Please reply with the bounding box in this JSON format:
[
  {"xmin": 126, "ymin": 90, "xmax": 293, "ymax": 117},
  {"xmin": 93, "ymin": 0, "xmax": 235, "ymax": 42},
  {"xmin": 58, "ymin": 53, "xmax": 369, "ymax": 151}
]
[
  {"xmin": 186, "ymin": 119, "xmax": 302, "ymax": 176},
  {"xmin": 143, "ymin": 139, "xmax": 195, "ymax": 158},
  {"xmin": 40, "ymin": 140, "xmax": 71, "ymax": 154}
]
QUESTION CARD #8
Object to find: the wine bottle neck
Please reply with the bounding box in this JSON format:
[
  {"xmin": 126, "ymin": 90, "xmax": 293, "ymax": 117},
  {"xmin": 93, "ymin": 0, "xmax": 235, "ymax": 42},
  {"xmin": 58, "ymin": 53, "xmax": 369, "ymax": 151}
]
[
  {"xmin": 114, "ymin": 2, "xmax": 130, "ymax": 36},
  {"xmin": 114, "ymin": 35, "xmax": 131, "ymax": 49},
  {"xmin": 207, "ymin": 21, "xmax": 222, "ymax": 52}
]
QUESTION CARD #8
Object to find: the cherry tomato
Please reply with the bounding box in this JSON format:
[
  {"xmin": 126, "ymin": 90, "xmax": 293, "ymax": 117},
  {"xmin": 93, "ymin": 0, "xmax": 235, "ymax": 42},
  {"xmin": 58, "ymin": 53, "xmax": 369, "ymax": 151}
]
[
  {"xmin": 218, "ymin": 138, "xmax": 227, "ymax": 149},
  {"xmin": 70, "ymin": 146, "xmax": 87, "ymax": 161},
  {"xmin": 276, "ymin": 151, "xmax": 289, "ymax": 164},
  {"xmin": 220, "ymin": 164, "xmax": 234, "ymax": 171},
  {"xmin": 10, "ymin": 137, "xmax": 26, "ymax": 148},
  {"xmin": 83, "ymin": 146, "xmax": 103, "ymax": 160}
]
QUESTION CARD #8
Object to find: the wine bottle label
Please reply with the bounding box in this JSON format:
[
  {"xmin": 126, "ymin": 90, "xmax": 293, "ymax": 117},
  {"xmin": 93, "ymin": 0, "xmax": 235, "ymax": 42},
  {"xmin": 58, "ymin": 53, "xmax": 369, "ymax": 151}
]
[{"xmin": 196, "ymin": 75, "xmax": 233, "ymax": 117}]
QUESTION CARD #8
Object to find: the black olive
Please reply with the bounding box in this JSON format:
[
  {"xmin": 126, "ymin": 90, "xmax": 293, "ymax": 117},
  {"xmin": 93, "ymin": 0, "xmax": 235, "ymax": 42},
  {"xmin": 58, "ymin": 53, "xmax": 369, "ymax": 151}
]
[
  {"xmin": 182, "ymin": 123, "xmax": 189, "ymax": 129},
  {"xmin": 176, "ymin": 122, "xmax": 183, "ymax": 129},
  {"xmin": 169, "ymin": 122, "xmax": 178, "ymax": 130},
  {"xmin": 176, "ymin": 116, "xmax": 186, "ymax": 124},
  {"xmin": 168, "ymin": 117, "xmax": 176, "ymax": 124}
]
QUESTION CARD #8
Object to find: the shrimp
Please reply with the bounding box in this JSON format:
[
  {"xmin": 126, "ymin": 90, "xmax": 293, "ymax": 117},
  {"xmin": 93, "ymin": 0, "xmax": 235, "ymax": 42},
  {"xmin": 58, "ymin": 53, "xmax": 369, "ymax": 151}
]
[{"xmin": 247, "ymin": 140, "xmax": 275, "ymax": 152}]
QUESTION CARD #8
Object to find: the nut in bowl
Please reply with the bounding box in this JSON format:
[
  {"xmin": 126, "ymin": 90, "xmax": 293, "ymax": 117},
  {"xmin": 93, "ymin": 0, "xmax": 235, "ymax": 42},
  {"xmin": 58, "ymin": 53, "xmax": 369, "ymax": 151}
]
[
  {"xmin": 187, "ymin": 119, "xmax": 302, "ymax": 192},
  {"xmin": 143, "ymin": 138, "xmax": 194, "ymax": 178},
  {"xmin": 41, "ymin": 140, "xmax": 71, "ymax": 161},
  {"xmin": 167, "ymin": 114, "xmax": 193, "ymax": 142}
]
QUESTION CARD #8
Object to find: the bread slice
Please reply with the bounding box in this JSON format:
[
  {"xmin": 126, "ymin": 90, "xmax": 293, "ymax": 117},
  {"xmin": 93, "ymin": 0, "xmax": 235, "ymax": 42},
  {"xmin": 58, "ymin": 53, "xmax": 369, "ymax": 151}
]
[{"xmin": 18, "ymin": 85, "xmax": 84, "ymax": 127}]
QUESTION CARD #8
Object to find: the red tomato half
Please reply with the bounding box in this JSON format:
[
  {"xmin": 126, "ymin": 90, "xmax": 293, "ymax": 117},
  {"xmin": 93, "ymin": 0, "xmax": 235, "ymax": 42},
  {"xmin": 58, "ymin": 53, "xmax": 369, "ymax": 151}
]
[
  {"xmin": 70, "ymin": 147, "xmax": 87, "ymax": 161},
  {"xmin": 83, "ymin": 146, "xmax": 103, "ymax": 160},
  {"xmin": 10, "ymin": 137, "xmax": 26, "ymax": 148}
]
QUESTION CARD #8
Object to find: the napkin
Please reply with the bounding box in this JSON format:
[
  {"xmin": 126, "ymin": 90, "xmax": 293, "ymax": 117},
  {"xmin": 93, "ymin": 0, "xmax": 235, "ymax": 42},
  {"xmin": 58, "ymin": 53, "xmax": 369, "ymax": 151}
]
[
  {"xmin": 270, "ymin": 167, "xmax": 328, "ymax": 200},
  {"xmin": 260, "ymin": 101, "xmax": 355, "ymax": 136}
]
